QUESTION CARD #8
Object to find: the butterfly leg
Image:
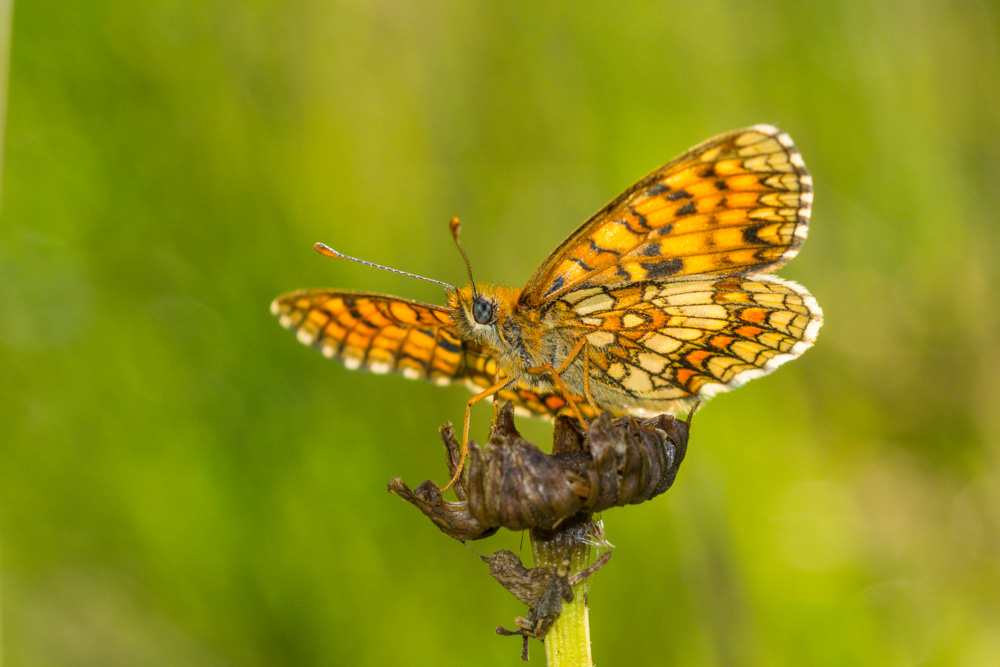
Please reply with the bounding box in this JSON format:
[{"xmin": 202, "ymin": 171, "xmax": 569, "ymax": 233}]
[
  {"xmin": 491, "ymin": 367, "xmax": 503, "ymax": 423},
  {"xmin": 526, "ymin": 337, "xmax": 591, "ymax": 430},
  {"xmin": 581, "ymin": 339, "xmax": 599, "ymax": 415},
  {"xmin": 440, "ymin": 376, "xmax": 512, "ymax": 493}
]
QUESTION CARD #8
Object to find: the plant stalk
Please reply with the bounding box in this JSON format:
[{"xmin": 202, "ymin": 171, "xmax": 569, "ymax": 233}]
[{"xmin": 531, "ymin": 520, "xmax": 596, "ymax": 667}]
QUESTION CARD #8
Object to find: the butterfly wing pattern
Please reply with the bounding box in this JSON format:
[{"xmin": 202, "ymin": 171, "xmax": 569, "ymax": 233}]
[
  {"xmin": 271, "ymin": 289, "xmax": 600, "ymax": 418},
  {"xmin": 520, "ymin": 124, "xmax": 822, "ymax": 414},
  {"xmin": 551, "ymin": 274, "xmax": 820, "ymax": 415},
  {"xmin": 272, "ymin": 125, "xmax": 821, "ymax": 421},
  {"xmin": 521, "ymin": 125, "xmax": 811, "ymax": 305},
  {"xmin": 272, "ymin": 290, "xmax": 464, "ymax": 382}
]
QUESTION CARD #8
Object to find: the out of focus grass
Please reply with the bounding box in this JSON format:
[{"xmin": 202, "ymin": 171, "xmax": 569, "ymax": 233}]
[{"xmin": 3, "ymin": 1, "xmax": 1000, "ymax": 665}]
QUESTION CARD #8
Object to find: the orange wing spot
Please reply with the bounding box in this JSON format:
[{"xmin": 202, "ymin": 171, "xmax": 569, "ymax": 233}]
[
  {"xmin": 663, "ymin": 166, "xmax": 700, "ymax": 190},
  {"xmin": 407, "ymin": 329, "xmax": 437, "ymax": 350},
  {"xmin": 665, "ymin": 214, "xmax": 721, "ymax": 236},
  {"xmin": 592, "ymin": 221, "xmax": 639, "ymax": 251},
  {"xmin": 632, "ymin": 196, "xmax": 669, "ymax": 216},
  {"xmin": 754, "ymin": 247, "xmax": 788, "ymax": 264},
  {"xmin": 544, "ymin": 395, "xmax": 567, "ymax": 410},
  {"xmin": 710, "ymin": 334, "xmax": 735, "ymax": 348},
  {"xmin": 711, "ymin": 226, "xmax": 751, "ymax": 249},
  {"xmin": 607, "ymin": 286, "xmax": 644, "ymax": 309},
  {"xmin": 657, "ymin": 234, "xmax": 709, "ymax": 258},
  {"xmin": 431, "ymin": 310, "xmax": 453, "ymax": 325},
  {"xmin": 686, "ymin": 349, "xmax": 713, "ymax": 368},
  {"xmin": 334, "ymin": 309, "xmax": 360, "ymax": 328},
  {"xmin": 726, "ymin": 174, "xmax": 765, "ymax": 191},
  {"xmin": 714, "ymin": 291, "xmax": 751, "ymax": 304},
  {"xmin": 553, "ymin": 260, "xmax": 587, "ymax": 286},
  {"xmin": 346, "ymin": 331, "xmax": 372, "ymax": 349},
  {"xmin": 370, "ymin": 333, "xmax": 400, "ymax": 353},
  {"xmin": 676, "ymin": 254, "xmax": 721, "ymax": 274},
  {"xmin": 721, "ymin": 249, "xmax": 761, "ymax": 266},
  {"xmin": 695, "ymin": 195, "xmax": 723, "ymax": 213},
  {"xmin": 725, "ymin": 191, "xmax": 762, "ymax": 208},
  {"xmin": 322, "ymin": 321, "xmax": 347, "ymax": 341},
  {"xmin": 434, "ymin": 346, "xmax": 461, "ymax": 370},
  {"xmin": 735, "ymin": 324, "xmax": 763, "ymax": 338},
  {"xmin": 750, "ymin": 224, "xmax": 778, "ymax": 243},
  {"xmin": 714, "ymin": 159, "xmax": 745, "ymax": 176},
  {"xmin": 741, "ymin": 308, "xmax": 768, "ymax": 324},
  {"xmin": 356, "ymin": 300, "xmax": 380, "ymax": 318},
  {"xmin": 716, "ymin": 209, "xmax": 749, "ymax": 225},
  {"xmin": 675, "ymin": 368, "xmax": 696, "ymax": 386},
  {"xmin": 389, "ymin": 301, "xmax": 420, "ymax": 324},
  {"xmin": 399, "ymin": 344, "xmax": 428, "ymax": 363},
  {"xmin": 375, "ymin": 325, "xmax": 407, "ymax": 343},
  {"xmin": 306, "ymin": 310, "xmax": 329, "ymax": 328},
  {"xmin": 687, "ymin": 180, "xmax": 719, "ymax": 198},
  {"xmin": 289, "ymin": 297, "xmax": 310, "ymax": 313},
  {"xmin": 649, "ymin": 210, "xmax": 710, "ymax": 233}
]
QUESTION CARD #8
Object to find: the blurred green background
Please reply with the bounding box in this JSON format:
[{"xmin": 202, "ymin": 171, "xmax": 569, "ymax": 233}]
[{"xmin": 3, "ymin": 0, "xmax": 1000, "ymax": 665}]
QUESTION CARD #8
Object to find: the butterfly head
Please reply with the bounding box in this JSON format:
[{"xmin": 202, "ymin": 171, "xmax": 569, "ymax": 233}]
[
  {"xmin": 449, "ymin": 284, "xmax": 497, "ymax": 333},
  {"xmin": 449, "ymin": 284, "xmax": 521, "ymax": 348}
]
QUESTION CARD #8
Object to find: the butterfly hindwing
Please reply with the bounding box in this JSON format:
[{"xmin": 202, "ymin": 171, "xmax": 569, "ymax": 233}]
[{"xmin": 558, "ymin": 274, "xmax": 822, "ymax": 412}]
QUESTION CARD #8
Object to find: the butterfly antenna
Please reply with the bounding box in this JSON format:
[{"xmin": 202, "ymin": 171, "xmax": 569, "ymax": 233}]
[
  {"xmin": 449, "ymin": 217, "xmax": 478, "ymax": 298},
  {"xmin": 314, "ymin": 242, "xmax": 453, "ymax": 290}
]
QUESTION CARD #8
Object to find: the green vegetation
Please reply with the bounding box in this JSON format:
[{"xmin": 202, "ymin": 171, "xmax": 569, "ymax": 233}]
[{"xmin": 3, "ymin": 1, "xmax": 999, "ymax": 664}]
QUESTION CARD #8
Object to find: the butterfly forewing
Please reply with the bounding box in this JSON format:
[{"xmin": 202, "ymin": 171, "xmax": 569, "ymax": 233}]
[
  {"xmin": 520, "ymin": 125, "xmax": 812, "ymax": 307},
  {"xmin": 271, "ymin": 290, "xmax": 465, "ymax": 383},
  {"xmin": 272, "ymin": 289, "xmax": 592, "ymax": 418}
]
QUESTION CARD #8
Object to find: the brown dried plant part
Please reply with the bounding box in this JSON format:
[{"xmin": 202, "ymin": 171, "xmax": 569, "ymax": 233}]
[
  {"xmin": 386, "ymin": 402, "xmax": 693, "ymax": 660},
  {"xmin": 485, "ymin": 549, "xmax": 613, "ymax": 661},
  {"xmin": 387, "ymin": 402, "xmax": 692, "ymax": 540}
]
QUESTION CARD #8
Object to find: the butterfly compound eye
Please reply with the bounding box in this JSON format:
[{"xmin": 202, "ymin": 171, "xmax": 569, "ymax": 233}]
[{"xmin": 472, "ymin": 297, "xmax": 495, "ymax": 325}]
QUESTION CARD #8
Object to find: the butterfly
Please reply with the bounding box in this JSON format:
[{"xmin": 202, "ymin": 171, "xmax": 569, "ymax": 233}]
[{"xmin": 272, "ymin": 125, "xmax": 823, "ymax": 487}]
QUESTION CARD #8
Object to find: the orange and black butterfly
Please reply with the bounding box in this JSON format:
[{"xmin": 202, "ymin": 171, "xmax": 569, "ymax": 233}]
[{"xmin": 273, "ymin": 126, "xmax": 823, "ymax": 482}]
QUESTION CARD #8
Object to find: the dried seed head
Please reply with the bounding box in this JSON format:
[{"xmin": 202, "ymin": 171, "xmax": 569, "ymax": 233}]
[{"xmin": 388, "ymin": 401, "xmax": 692, "ymax": 541}]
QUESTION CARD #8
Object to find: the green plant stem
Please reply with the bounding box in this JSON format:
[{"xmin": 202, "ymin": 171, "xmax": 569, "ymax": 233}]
[{"xmin": 531, "ymin": 521, "xmax": 596, "ymax": 667}]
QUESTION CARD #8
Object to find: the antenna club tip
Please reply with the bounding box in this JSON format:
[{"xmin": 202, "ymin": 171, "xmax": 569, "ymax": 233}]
[
  {"xmin": 449, "ymin": 217, "xmax": 461, "ymax": 238},
  {"xmin": 314, "ymin": 242, "xmax": 338, "ymax": 258}
]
